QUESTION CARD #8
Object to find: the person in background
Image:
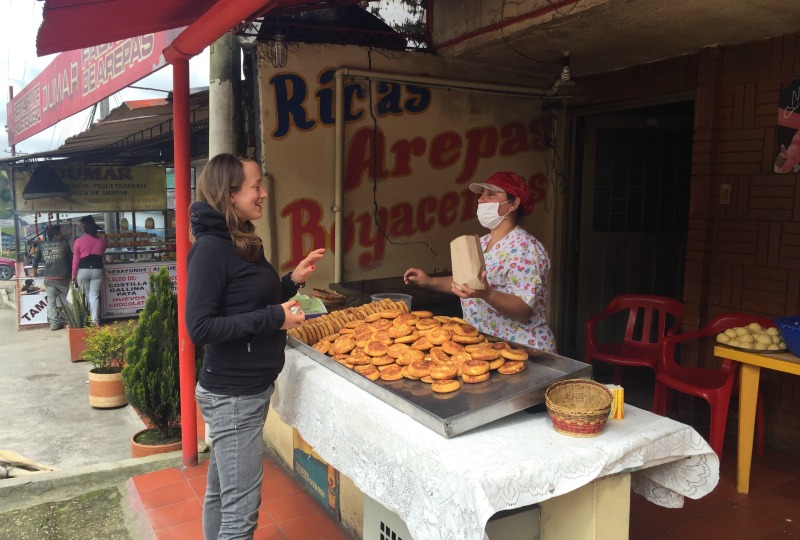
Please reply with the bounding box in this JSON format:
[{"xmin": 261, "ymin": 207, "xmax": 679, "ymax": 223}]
[
  {"xmin": 186, "ymin": 153, "xmax": 325, "ymax": 539},
  {"xmin": 404, "ymin": 171, "xmax": 557, "ymax": 352},
  {"xmin": 27, "ymin": 241, "xmax": 39, "ymax": 266},
  {"xmin": 32, "ymin": 225, "xmax": 72, "ymax": 330},
  {"xmin": 72, "ymin": 215, "xmax": 105, "ymax": 325}
]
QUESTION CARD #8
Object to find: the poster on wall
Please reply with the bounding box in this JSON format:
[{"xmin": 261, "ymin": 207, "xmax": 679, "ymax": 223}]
[
  {"xmin": 775, "ymin": 78, "xmax": 800, "ymax": 173},
  {"xmin": 18, "ymin": 276, "xmax": 47, "ymax": 326}
]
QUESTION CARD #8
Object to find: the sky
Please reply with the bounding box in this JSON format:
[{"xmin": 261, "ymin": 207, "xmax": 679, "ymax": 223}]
[{"xmin": 0, "ymin": 0, "xmax": 210, "ymax": 159}]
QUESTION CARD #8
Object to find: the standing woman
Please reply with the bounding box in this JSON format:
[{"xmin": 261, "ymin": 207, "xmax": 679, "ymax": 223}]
[
  {"xmin": 72, "ymin": 215, "xmax": 105, "ymax": 325},
  {"xmin": 186, "ymin": 153, "xmax": 325, "ymax": 539},
  {"xmin": 404, "ymin": 171, "xmax": 556, "ymax": 352}
]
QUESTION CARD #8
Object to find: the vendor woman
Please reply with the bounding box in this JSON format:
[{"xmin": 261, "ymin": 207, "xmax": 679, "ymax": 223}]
[{"xmin": 403, "ymin": 171, "xmax": 556, "ymax": 352}]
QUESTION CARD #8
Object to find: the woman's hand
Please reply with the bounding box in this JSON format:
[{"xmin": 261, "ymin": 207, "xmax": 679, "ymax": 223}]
[
  {"xmin": 291, "ymin": 248, "xmax": 326, "ymax": 285},
  {"xmin": 280, "ymin": 300, "xmax": 305, "ymax": 330},
  {"xmin": 403, "ymin": 267, "xmax": 431, "ymax": 288},
  {"xmin": 451, "ymin": 271, "xmax": 490, "ymax": 300}
]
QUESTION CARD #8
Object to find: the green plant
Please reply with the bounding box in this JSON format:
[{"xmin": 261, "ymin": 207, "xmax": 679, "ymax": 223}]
[
  {"xmin": 58, "ymin": 283, "xmax": 91, "ymax": 328},
  {"xmin": 83, "ymin": 320, "xmax": 135, "ymax": 373},
  {"xmin": 123, "ymin": 267, "xmax": 202, "ymax": 442}
]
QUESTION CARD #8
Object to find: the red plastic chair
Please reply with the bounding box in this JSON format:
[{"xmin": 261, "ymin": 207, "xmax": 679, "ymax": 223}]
[
  {"xmin": 653, "ymin": 313, "xmax": 768, "ymax": 458},
  {"xmin": 585, "ymin": 294, "xmax": 683, "ymax": 387}
]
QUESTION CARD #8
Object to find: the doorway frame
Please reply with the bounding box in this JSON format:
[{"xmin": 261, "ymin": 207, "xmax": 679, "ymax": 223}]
[{"xmin": 556, "ymin": 91, "xmax": 696, "ymax": 359}]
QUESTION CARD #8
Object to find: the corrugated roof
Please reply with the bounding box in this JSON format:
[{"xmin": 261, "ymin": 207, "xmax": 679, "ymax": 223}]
[{"xmin": 1, "ymin": 89, "xmax": 209, "ymax": 166}]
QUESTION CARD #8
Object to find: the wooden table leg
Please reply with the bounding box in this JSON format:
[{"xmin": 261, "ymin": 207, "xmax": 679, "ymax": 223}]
[{"xmin": 737, "ymin": 364, "xmax": 761, "ymax": 494}]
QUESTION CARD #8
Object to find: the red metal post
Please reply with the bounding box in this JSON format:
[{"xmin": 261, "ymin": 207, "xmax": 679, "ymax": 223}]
[{"xmin": 173, "ymin": 58, "xmax": 198, "ymax": 467}]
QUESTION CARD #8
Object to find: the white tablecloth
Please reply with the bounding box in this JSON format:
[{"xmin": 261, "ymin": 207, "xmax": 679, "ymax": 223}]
[{"xmin": 272, "ymin": 349, "xmax": 719, "ymax": 540}]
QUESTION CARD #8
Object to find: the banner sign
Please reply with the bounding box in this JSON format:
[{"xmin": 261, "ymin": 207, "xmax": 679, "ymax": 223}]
[
  {"xmin": 6, "ymin": 29, "xmax": 182, "ymax": 145},
  {"xmin": 14, "ymin": 165, "xmax": 167, "ymax": 211},
  {"xmin": 103, "ymin": 262, "xmax": 176, "ymax": 319}
]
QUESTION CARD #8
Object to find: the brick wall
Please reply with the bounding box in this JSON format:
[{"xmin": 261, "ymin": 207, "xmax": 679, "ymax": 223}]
[{"xmin": 571, "ymin": 33, "xmax": 800, "ymax": 452}]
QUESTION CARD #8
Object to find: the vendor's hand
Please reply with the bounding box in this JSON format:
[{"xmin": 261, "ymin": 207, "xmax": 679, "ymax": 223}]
[
  {"xmin": 403, "ymin": 267, "xmax": 431, "ymax": 288},
  {"xmin": 280, "ymin": 300, "xmax": 305, "ymax": 330},
  {"xmin": 451, "ymin": 271, "xmax": 490, "ymax": 300},
  {"xmin": 291, "ymin": 248, "xmax": 326, "ymax": 286}
]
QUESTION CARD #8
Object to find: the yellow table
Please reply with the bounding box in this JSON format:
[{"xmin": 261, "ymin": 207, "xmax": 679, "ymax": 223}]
[{"xmin": 714, "ymin": 346, "xmax": 800, "ymax": 493}]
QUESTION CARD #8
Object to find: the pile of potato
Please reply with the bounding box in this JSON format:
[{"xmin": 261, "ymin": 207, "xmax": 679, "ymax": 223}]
[{"xmin": 716, "ymin": 322, "xmax": 787, "ymax": 351}]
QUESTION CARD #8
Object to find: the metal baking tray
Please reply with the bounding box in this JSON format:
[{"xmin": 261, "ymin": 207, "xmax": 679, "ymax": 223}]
[{"xmin": 287, "ymin": 337, "xmax": 592, "ymax": 438}]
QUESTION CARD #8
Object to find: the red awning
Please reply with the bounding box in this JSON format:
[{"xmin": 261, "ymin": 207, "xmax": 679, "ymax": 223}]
[{"xmin": 37, "ymin": 0, "xmax": 219, "ymax": 56}]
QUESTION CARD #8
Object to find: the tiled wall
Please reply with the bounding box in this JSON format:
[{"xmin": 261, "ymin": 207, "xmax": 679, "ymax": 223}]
[{"xmin": 571, "ymin": 33, "xmax": 800, "ymax": 452}]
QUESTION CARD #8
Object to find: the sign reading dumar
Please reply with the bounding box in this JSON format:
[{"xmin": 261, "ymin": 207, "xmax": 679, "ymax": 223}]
[{"xmin": 14, "ymin": 165, "xmax": 167, "ymax": 211}]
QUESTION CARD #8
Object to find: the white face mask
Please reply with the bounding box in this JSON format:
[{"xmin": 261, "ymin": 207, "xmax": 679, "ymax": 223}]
[{"xmin": 477, "ymin": 202, "xmax": 512, "ymax": 230}]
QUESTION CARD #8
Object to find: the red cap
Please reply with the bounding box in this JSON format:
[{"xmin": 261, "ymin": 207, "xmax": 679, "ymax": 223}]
[{"xmin": 469, "ymin": 172, "xmax": 534, "ymax": 216}]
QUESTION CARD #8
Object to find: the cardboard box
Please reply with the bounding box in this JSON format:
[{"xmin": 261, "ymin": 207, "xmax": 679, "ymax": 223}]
[{"xmin": 293, "ymin": 430, "xmax": 340, "ymax": 520}]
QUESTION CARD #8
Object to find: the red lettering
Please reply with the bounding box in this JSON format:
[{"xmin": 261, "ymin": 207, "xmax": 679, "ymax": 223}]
[
  {"xmin": 280, "ymin": 199, "xmax": 328, "ymax": 271},
  {"xmin": 390, "ymin": 137, "xmax": 426, "ymax": 177},
  {"xmin": 430, "ymin": 132, "xmax": 461, "ymax": 169},
  {"xmin": 416, "ymin": 196, "xmax": 437, "ymax": 233},
  {"xmin": 355, "ymin": 209, "xmax": 387, "ymax": 269},
  {"xmin": 388, "ymin": 203, "xmax": 416, "ymax": 237},
  {"xmin": 456, "ymin": 127, "xmax": 498, "ymax": 183},
  {"xmin": 345, "ymin": 127, "xmax": 390, "ymax": 192},
  {"xmin": 437, "ymin": 192, "xmax": 460, "ymax": 227}
]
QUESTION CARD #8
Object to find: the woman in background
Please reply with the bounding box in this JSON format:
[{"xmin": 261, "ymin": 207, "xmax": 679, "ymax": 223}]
[
  {"xmin": 186, "ymin": 153, "xmax": 325, "ymax": 539},
  {"xmin": 72, "ymin": 215, "xmax": 105, "ymax": 325}
]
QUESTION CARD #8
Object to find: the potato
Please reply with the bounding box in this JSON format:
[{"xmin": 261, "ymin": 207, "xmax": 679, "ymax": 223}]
[
  {"xmin": 716, "ymin": 333, "xmax": 730, "ymax": 343},
  {"xmin": 748, "ymin": 322, "xmax": 764, "ymax": 333},
  {"xmin": 735, "ymin": 327, "xmax": 749, "ymax": 336},
  {"xmin": 756, "ymin": 334, "xmax": 772, "ymax": 345},
  {"xmin": 739, "ymin": 334, "xmax": 754, "ymax": 344},
  {"xmin": 754, "ymin": 343, "xmax": 767, "ymax": 350},
  {"xmin": 725, "ymin": 328, "xmax": 738, "ymax": 338},
  {"xmin": 766, "ymin": 327, "xmax": 780, "ymax": 336},
  {"xmin": 767, "ymin": 344, "xmax": 781, "ymax": 351}
]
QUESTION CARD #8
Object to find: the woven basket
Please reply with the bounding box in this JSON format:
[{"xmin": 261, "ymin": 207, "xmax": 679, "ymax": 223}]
[
  {"xmin": 545, "ymin": 379, "xmax": 613, "ymax": 437},
  {"xmin": 311, "ymin": 288, "xmax": 346, "ymax": 312}
]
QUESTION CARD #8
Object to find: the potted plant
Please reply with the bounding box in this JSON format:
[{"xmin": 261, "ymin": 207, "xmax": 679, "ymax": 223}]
[
  {"xmin": 83, "ymin": 320, "xmax": 135, "ymax": 408},
  {"xmin": 123, "ymin": 267, "xmax": 202, "ymax": 457},
  {"xmin": 58, "ymin": 283, "xmax": 91, "ymax": 362}
]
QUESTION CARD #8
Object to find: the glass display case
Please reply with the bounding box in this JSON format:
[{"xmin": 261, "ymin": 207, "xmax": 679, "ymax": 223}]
[{"xmin": 102, "ymin": 210, "xmax": 176, "ymax": 264}]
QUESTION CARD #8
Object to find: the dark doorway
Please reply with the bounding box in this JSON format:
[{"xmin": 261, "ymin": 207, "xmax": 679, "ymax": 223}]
[{"xmin": 564, "ymin": 101, "xmax": 694, "ymax": 360}]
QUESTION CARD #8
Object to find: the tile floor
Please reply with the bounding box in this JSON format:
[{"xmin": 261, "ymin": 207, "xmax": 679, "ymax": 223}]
[
  {"xmin": 130, "ymin": 453, "xmax": 351, "ymax": 540},
  {"xmin": 130, "ymin": 443, "xmax": 800, "ymax": 540},
  {"xmin": 130, "ymin": 363, "xmax": 800, "ymax": 540}
]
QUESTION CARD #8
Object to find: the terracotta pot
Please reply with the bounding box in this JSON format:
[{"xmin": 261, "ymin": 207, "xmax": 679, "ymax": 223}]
[
  {"xmin": 67, "ymin": 326, "xmax": 89, "ymax": 362},
  {"xmin": 130, "ymin": 428, "xmax": 182, "ymax": 458},
  {"xmin": 88, "ymin": 369, "xmax": 127, "ymax": 408}
]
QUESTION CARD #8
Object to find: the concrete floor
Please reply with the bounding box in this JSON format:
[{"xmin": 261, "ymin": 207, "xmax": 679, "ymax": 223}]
[{"xmin": 0, "ymin": 307, "xmax": 145, "ymax": 470}]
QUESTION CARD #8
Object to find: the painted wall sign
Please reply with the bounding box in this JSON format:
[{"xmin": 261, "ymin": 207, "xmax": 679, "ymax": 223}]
[
  {"xmin": 258, "ymin": 44, "xmax": 552, "ymax": 284},
  {"xmin": 14, "ymin": 166, "xmax": 167, "ymax": 212},
  {"xmin": 6, "ymin": 29, "xmax": 182, "ymax": 145}
]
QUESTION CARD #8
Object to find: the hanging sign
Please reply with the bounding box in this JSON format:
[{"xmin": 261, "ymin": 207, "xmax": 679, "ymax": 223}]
[
  {"xmin": 102, "ymin": 262, "xmax": 177, "ymax": 319},
  {"xmin": 14, "ymin": 165, "xmax": 167, "ymax": 212},
  {"xmin": 6, "ymin": 28, "xmax": 183, "ymax": 146}
]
